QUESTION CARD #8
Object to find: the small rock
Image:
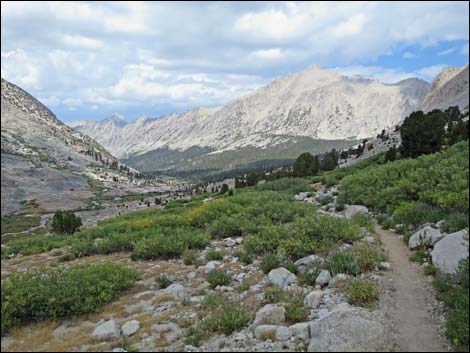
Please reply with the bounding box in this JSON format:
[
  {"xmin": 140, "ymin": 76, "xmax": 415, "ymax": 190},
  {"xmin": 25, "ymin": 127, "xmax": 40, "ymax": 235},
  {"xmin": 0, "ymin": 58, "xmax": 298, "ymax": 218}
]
[
  {"xmin": 224, "ymin": 238, "xmax": 237, "ymax": 247},
  {"xmin": 289, "ymin": 322, "xmax": 311, "ymax": 341},
  {"xmin": 235, "ymin": 237, "xmax": 243, "ymax": 244},
  {"xmin": 204, "ymin": 260, "xmax": 222, "ymax": 273},
  {"xmin": 344, "ymin": 205, "xmax": 369, "ymax": 218},
  {"xmin": 112, "ymin": 348, "xmax": 127, "ymax": 352},
  {"xmin": 435, "ymin": 220, "xmax": 445, "ymax": 229},
  {"xmin": 162, "ymin": 283, "xmax": 187, "ymax": 299},
  {"xmin": 294, "ymin": 254, "xmax": 324, "ymax": 274},
  {"xmin": 121, "ymin": 320, "xmax": 140, "ymax": 336},
  {"xmin": 305, "ymin": 290, "xmax": 322, "ymax": 309},
  {"xmin": 315, "ymin": 270, "xmax": 331, "ymax": 287},
  {"xmin": 253, "ymin": 304, "xmax": 286, "ymax": 327},
  {"xmin": 268, "ymin": 268, "xmax": 298, "ymax": 289},
  {"xmin": 187, "ymin": 272, "xmax": 196, "ymax": 280},
  {"xmin": 151, "ymin": 323, "xmax": 183, "ymax": 343},
  {"xmin": 378, "ymin": 262, "xmax": 391, "ymax": 271},
  {"xmin": 92, "ymin": 319, "xmax": 120, "ymax": 340}
]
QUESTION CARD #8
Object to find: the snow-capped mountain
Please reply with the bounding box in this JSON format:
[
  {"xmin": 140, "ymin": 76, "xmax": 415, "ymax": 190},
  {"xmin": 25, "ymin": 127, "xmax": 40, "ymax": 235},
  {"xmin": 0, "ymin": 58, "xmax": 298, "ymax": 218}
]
[
  {"xmin": 419, "ymin": 64, "xmax": 469, "ymax": 113},
  {"xmin": 70, "ymin": 65, "xmax": 430, "ymax": 161}
]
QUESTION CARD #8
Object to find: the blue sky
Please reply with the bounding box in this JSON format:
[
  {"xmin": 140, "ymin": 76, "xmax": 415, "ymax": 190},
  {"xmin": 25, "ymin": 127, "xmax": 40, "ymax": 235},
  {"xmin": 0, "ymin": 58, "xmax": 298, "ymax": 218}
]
[{"xmin": 1, "ymin": 1, "xmax": 468, "ymax": 123}]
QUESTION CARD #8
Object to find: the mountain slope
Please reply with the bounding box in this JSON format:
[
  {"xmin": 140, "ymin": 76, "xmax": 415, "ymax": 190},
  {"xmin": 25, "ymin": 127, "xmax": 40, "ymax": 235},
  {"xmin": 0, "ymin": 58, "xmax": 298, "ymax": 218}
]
[
  {"xmin": 1, "ymin": 78, "xmax": 148, "ymax": 216},
  {"xmin": 419, "ymin": 64, "xmax": 469, "ymax": 113},
  {"xmin": 71, "ymin": 65, "xmax": 430, "ymax": 170}
]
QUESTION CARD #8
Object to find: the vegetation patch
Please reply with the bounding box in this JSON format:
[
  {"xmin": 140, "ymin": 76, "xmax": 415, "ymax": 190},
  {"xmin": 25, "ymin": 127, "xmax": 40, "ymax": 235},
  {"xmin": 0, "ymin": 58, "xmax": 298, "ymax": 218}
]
[{"xmin": 1, "ymin": 263, "xmax": 138, "ymax": 335}]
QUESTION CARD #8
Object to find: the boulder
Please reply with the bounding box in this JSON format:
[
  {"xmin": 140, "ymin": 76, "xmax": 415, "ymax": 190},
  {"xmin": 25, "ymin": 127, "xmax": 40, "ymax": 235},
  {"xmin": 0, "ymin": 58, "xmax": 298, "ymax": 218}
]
[
  {"xmin": 268, "ymin": 268, "xmax": 298, "ymax": 289},
  {"xmin": 121, "ymin": 320, "xmax": 140, "ymax": 336},
  {"xmin": 308, "ymin": 304, "xmax": 390, "ymax": 352},
  {"xmin": 92, "ymin": 319, "xmax": 120, "ymax": 340},
  {"xmin": 315, "ymin": 270, "xmax": 331, "ymax": 287},
  {"xmin": 253, "ymin": 304, "xmax": 285, "ymax": 327},
  {"xmin": 294, "ymin": 254, "xmax": 324, "ymax": 274},
  {"xmin": 304, "ymin": 290, "xmax": 322, "ymax": 309},
  {"xmin": 254, "ymin": 325, "xmax": 277, "ymax": 340},
  {"xmin": 408, "ymin": 226, "xmax": 443, "ymax": 249},
  {"xmin": 204, "ymin": 260, "xmax": 221, "ymax": 273},
  {"xmin": 295, "ymin": 192, "xmax": 310, "ymax": 201},
  {"xmin": 275, "ymin": 326, "xmax": 293, "ymax": 341},
  {"xmin": 344, "ymin": 205, "xmax": 369, "ymax": 218},
  {"xmin": 435, "ymin": 220, "xmax": 445, "ymax": 229},
  {"xmin": 431, "ymin": 230, "xmax": 469, "ymax": 275}
]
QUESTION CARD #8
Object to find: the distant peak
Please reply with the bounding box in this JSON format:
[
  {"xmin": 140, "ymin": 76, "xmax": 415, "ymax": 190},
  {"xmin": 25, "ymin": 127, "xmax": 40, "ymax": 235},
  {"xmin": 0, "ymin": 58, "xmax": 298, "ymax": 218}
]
[{"xmin": 104, "ymin": 114, "xmax": 127, "ymax": 125}]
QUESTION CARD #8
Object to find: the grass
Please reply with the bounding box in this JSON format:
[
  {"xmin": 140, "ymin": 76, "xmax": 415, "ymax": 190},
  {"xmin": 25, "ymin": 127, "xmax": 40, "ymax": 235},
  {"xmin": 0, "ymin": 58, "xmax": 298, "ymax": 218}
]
[
  {"xmin": 339, "ymin": 278, "xmax": 380, "ymax": 307},
  {"xmin": 1, "ymin": 263, "xmax": 138, "ymax": 335},
  {"xmin": 206, "ymin": 251, "xmax": 224, "ymax": 261},
  {"xmin": 433, "ymin": 259, "xmax": 469, "ymax": 351},
  {"xmin": 155, "ymin": 275, "xmax": 173, "ymax": 289},
  {"xmin": 1, "ymin": 214, "xmax": 41, "ymax": 235},
  {"xmin": 409, "ymin": 249, "xmax": 428, "ymax": 264},
  {"xmin": 260, "ymin": 253, "xmax": 281, "ymax": 274}
]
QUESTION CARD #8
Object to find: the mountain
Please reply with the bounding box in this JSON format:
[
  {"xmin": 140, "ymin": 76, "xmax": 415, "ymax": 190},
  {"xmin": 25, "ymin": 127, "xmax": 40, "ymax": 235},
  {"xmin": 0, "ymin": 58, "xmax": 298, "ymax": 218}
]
[
  {"xmin": 70, "ymin": 65, "xmax": 430, "ymax": 177},
  {"xmin": 1, "ymin": 78, "xmax": 152, "ymax": 216},
  {"xmin": 419, "ymin": 64, "xmax": 469, "ymax": 113}
]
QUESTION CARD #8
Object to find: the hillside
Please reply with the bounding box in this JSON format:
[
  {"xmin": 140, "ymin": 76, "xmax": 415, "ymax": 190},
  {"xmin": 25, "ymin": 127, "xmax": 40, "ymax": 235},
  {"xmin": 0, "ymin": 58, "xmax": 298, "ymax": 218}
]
[{"xmin": 1, "ymin": 78, "xmax": 175, "ymax": 217}]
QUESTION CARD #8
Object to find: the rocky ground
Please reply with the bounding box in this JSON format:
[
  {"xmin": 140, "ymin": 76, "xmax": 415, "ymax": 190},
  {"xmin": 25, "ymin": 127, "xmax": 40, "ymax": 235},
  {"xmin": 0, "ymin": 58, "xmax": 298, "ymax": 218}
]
[{"xmin": 1, "ymin": 186, "xmax": 460, "ymax": 352}]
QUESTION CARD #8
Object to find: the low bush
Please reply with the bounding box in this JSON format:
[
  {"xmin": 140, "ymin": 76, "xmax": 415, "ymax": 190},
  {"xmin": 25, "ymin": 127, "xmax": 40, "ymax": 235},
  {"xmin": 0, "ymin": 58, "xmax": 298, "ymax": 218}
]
[
  {"xmin": 206, "ymin": 270, "xmax": 231, "ymax": 288},
  {"xmin": 234, "ymin": 250, "xmax": 253, "ymax": 264},
  {"xmin": 206, "ymin": 251, "xmax": 224, "ymax": 261},
  {"xmin": 341, "ymin": 278, "xmax": 379, "ymax": 307},
  {"xmin": 409, "ymin": 249, "xmax": 428, "ymax": 264},
  {"xmin": 260, "ymin": 253, "xmax": 281, "ymax": 274},
  {"xmin": 183, "ymin": 250, "xmax": 202, "ymax": 266},
  {"xmin": 200, "ymin": 303, "xmax": 250, "ymax": 335},
  {"xmin": 155, "ymin": 275, "xmax": 172, "ymax": 289},
  {"xmin": 1, "ymin": 263, "xmax": 138, "ymax": 335},
  {"xmin": 285, "ymin": 297, "xmax": 309, "ymax": 324},
  {"xmin": 349, "ymin": 243, "xmax": 386, "ymax": 272},
  {"xmin": 327, "ymin": 252, "xmax": 360, "ymax": 276}
]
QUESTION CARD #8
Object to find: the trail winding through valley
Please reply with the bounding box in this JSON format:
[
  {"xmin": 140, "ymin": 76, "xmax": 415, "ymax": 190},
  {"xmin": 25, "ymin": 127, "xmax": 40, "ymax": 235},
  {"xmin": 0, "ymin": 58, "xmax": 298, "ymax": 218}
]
[{"xmin": 376, "ymin": 225, "xmax": 450, "ymax": 352}]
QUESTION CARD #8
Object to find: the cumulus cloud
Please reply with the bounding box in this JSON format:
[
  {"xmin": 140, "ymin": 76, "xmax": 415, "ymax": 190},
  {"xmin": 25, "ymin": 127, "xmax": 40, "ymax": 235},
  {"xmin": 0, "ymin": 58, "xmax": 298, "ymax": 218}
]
[{"xmin": 1, "ymin": 1, "xmax": 468, "ymax": 121}]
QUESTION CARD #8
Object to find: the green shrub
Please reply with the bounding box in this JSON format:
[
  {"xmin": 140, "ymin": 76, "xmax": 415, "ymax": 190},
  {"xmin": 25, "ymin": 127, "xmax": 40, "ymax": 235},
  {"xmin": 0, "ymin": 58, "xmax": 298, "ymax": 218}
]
[
  {"xmin": 51, "ymin": 210, "xmax": 82, "ymax": 234},
  {"xmin": 263, "ymin": 288, "xmax": 289, "ymax": 304},
  {"xmin": 183, "ymin": 250, "xmax": 202, "ymax": 266},
  {"xmin": 234, "ymin": 250, "xmax": 253, "ymax": 264},
  {"xmin": 206, "ymin": 251, "xmax": 224, "ymax": 261},
  {"xmin": 350, "ymin": 243, "xmax": 386, "ymax": 272},
  {"xmin": 351, "ymin": 214, "xmax": 375, "ymax": 233},
  {"xmin": 208, "ymin": 214, "xmax": 246, "ymax": 239},
  {"xmin": 201, "ymin": 304, "xmax": 250, "ymax": 335},
  {"xmin": 327, "ymin": 252, "xmax": 360, "ymax": 275},
  {"xmin": 155, "ymin": 275, "xmax": 173, "ymax": 289},
  {"xmin": 206, "ymin": 270, "xmax": 231, "ymax": 288},
  {"xmin": 409, "ymin": 249, "xmax": 428, "ymax": 264},
  {"xmin": 1, "ymin": 263, "xmax": 138, "ymax": 334},
  {"xmin": 184, "ymin": 326, "xmax": 204, "ymax": 347},
  {"xmin": 422, "ymin": 263, "xmax": 438, "ymax": 276},
  {"xmin": 260, "ymin": 254, "xmax": 281, "ymax": 274},
  {"xmin": 341, "ymin": 278, "xmax": 379, "ymax": 307},
  {"xmin": 283, "ymin": 262, "xmax": 298, "ymax": 275},
  {"xmin": 441, "ymin": 213, "xmax": 469, "ymax": 233},
  {"xmin": 202, "ymin": 293, "xmax": 226, "ymax": 309},
  {"xmin": 299, "ymin": 268, "xmax": 321, "ymax": 286},
  {"xmin": 285, "ymin": 299, "xmax": 309, "ymax": 324},
  {"xmin": 318, "ymin": 195, "xmax": 334, "ymax": 206}
]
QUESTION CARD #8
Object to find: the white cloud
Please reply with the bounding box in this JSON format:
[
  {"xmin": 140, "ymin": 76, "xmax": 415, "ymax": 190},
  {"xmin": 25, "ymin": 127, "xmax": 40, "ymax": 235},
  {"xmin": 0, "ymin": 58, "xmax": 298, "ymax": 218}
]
[
  {"xmin": 61, "ymin": 34, "xmax": 103, "ymax": 50},
  {"xmin": 437, "ymin": 47, "xmax": 456, "ymax": 56},
  {"xmin": 415, "ymin": 64, "xmax": 447, "ymax": 80},
  {"xmin": 252, "ymin": 48, "xmax": 284, "ymax": 60}
]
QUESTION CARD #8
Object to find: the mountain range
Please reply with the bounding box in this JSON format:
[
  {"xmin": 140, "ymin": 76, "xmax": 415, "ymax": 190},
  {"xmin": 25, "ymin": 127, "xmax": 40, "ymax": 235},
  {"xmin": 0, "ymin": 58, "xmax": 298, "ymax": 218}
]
[{"xmin": 70, "ymin": 64, "xmax": 468, "ymax": 178}]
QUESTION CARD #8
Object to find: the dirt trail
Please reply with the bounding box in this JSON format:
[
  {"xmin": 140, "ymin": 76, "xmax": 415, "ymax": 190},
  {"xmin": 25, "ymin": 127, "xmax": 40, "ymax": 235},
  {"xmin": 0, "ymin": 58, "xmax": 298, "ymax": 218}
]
[{"xmin": 376, "ymin": 225, "xmax": 450, "ymax": 352}]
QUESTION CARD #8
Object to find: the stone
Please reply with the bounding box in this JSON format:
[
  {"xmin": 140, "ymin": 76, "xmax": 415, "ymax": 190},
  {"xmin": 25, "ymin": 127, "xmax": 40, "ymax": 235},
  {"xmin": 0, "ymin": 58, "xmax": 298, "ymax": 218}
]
[
  {"xmin": 315, "ymin": 308, "xmax": 330, "ymax": 319},
  {"xmin": 162, "ymin": 283, "xmax": 187, "ymax": 299},
  {"xmin": 408, "ymin": 226, "xmax": 443, "ymax": 249},
  {"xmin": 268, "ymin": 268, "xmax": 298, "ymax": 289},
  {"xmin": 275, "ymin": 326, "xmax": 293, "ymax": 341},
  {"xmin": 235, "ymin": 237, "xmax": 243, "ymax": 244},
  {"xmin": 187, "ymin": 272, "xmax": 196, "ymax": 280},
  {"xmin": 253, "ymin": 304, "xmax": 286, "ymax": 327},
  {"xmin": 294, "ymin": 192, "xmax": 309, "ymax": 201},
  {"xmin": 204, "ymin": 260, "xmax": 221, "ymax": 273},
  {"xmin": 378, "ymin": 262, "xmax": 391, "ymax": 271},
  {"xmin": 344, "ymin": 205, "xmax": 369, "ymax": 218},
  {"xmin": 151, "ymin": 323, "xmax": 183, "ymax": 343},
  {"xmin": 92, "ymin": 319, "xmax": 120, "ymax": 340},
  {"xmin": 362, "ymin": 236, "xmax": 376, "ymax": 244},
  {"xmin": 435, "ymin": 220, "xmax": 445, "ymax": 229},
  {"xmin": 431, "ymin": 230, "xmax": 469, "ymax": 275},
  {"xmin": 308, "ymin": 304, "xmax": 390, "ymax": 352},
  {"xmin": 121, "ymin": 320, "xmax": 140, "ymax": 336},
  {"xmin": 315, "ymin": 270, "xmax": 331, "ymax": 287},
  {"xmin": 112, "ymin": 349, "xmax": 127, "ymax": 352},
  {"xmin": 254, "ymin": 325, "xmax": 277, "ymax": 340},
  {"xmin": 304, "ymin": 290, "xmax": 322, "ymax": 309},
  {"xmin": 294, "ymin": 254, "xmax": 324, "ymax": 274},
  {"xmin": 289, "ymin": 322, "xmax": 311, "ymax": 341},
  {"xmin": 224, "ymin": 238, "xmax": 236, "ymax": 247}
]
